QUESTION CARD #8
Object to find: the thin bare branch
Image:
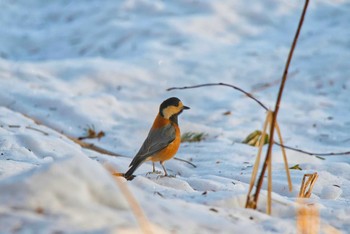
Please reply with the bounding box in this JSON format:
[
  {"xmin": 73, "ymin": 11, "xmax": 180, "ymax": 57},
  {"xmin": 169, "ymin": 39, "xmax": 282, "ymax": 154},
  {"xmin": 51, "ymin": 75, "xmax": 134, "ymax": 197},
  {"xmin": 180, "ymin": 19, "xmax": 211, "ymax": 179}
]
[
  {"xmin": 168, "ymin": 83, "xmax": 268, "ymax": 111},
  {"xmin": 174, "ymin": 157, "xmax": 197, "ymax": 168},
  {"xmin": 25, "ymin": 126, "xmax": 49, "ymax": 136},
  {"xmin": 274, "ymin": 142, "xmax": 350, "ymax": 156}
]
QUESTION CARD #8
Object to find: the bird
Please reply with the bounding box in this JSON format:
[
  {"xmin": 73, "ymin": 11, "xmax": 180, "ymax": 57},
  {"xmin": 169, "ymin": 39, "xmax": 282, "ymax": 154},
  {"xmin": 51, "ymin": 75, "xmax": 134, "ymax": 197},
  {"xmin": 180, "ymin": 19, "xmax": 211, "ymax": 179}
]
[{"xmin": 124, "ymin": 97, "xmax": 189, "ymax": 180}]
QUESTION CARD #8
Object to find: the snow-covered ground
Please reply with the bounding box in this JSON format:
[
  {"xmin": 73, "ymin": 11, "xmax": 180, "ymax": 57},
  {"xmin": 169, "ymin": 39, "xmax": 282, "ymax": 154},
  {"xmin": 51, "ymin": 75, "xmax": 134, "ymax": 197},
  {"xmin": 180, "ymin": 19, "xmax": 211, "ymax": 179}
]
[{"xmin": 0, "ymin": 0, "xmax": 349, "ymax": 233}]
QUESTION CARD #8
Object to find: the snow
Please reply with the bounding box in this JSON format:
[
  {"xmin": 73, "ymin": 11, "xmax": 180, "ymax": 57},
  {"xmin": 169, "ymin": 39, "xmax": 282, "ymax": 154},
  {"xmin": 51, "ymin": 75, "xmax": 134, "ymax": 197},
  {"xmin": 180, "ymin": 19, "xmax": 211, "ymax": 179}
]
[{"xmin": 0, "ymin": 0, "xmax": 350, "ymax": 233}]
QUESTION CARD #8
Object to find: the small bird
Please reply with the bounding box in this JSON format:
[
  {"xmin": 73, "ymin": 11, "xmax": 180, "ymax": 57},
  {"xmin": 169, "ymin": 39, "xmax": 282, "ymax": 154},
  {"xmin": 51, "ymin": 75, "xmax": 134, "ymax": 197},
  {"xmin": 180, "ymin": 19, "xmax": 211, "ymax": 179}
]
[{"xmin": 124, "ymin": 97, "xmax": 189, "ymax": 180}]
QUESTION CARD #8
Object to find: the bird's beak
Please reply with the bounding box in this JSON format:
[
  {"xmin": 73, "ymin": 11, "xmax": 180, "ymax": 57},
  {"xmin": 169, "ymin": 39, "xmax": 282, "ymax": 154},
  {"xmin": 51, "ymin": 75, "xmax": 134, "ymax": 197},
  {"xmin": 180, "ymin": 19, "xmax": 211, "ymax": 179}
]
[{"xmin": 183, "ymin": 106, "xmax": 190, "ymax": 110}]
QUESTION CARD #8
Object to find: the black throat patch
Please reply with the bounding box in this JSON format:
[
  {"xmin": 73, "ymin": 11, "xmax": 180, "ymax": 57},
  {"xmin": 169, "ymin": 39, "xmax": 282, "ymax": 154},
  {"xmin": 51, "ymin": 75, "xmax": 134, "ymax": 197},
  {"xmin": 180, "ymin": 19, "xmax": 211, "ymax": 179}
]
[{"xmin": 169, "ymin": 114, "xmax": 179, "ymax": 125}]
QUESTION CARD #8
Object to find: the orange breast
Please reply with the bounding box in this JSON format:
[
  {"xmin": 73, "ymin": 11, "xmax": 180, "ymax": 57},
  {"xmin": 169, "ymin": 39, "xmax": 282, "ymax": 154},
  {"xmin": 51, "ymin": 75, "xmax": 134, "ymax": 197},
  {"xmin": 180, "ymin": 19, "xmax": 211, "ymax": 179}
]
[
  {"xmin": 150, "ymin": 116, "xmax": 181, "ymax": 162},
  {"xmin": 152, "ymin": 114, "xmax": 170, "ymax": 129}
]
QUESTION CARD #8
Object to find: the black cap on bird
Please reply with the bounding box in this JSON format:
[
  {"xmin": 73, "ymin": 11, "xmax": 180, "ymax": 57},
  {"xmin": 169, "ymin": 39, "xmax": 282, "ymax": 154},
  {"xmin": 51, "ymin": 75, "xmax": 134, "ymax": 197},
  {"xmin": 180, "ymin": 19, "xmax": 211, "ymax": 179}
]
[{"xmin": 159, "ymin": 97, "xmax": 190, "ymax": 124}]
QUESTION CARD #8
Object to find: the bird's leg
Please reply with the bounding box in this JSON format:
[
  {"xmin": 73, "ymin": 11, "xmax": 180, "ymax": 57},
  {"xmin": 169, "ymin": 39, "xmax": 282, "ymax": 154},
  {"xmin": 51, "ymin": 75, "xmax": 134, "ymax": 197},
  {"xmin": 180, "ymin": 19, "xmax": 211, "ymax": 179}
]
[
  {"xmin": 160, "ymin": 161, "xmax": 168, "ymax": 176},
  {"xmin": 146, "ymin": 162, "xmax": 162, "ymax": 175},
  {"xmin": 159, "ymin": 161, "xmax": 175, "ymax": 178}
]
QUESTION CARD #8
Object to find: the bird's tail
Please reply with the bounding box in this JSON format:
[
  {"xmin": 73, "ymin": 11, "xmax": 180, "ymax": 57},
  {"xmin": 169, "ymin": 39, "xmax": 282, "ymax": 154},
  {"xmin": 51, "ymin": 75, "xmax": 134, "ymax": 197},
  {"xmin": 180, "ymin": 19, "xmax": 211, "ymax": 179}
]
[{"xmin": 124, "ymin": 159, "xmax": 145, "ymax": 180}]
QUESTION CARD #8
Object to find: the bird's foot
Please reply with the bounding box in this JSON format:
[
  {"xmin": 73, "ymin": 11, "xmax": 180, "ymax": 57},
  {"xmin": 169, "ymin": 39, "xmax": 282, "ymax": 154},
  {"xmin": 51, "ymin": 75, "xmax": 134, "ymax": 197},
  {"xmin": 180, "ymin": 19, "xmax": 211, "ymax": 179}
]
[
  {"xmin": 157, "ymin": 174, "xmax": 176, "ymax": 179},
  {"xmin": 146, "ymin": 170, "xmax": 162, "ymax": 176},
  {"xmin": 124, "ymin": 174, "xmax": 136, "ymax": 181}
]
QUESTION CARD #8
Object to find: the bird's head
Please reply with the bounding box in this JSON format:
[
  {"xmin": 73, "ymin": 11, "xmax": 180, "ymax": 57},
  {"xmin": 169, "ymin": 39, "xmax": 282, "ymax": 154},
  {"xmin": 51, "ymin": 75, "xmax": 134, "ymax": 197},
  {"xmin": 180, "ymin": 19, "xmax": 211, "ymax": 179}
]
[{"xmin": 159, "ymin": 97, "xmax": 190, "ymax": 120}]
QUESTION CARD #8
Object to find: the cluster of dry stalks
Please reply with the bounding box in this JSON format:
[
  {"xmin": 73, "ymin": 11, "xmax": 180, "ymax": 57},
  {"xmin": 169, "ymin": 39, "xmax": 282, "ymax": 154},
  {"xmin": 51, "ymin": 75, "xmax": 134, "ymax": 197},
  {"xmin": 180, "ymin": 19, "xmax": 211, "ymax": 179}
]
[
  {"xmin": 245, "ymin": 111, "xmax": 292, "ymax": 214},
  {"xmin": 297, "ymin": 173, "xmax": 319, "ymax": 234}
]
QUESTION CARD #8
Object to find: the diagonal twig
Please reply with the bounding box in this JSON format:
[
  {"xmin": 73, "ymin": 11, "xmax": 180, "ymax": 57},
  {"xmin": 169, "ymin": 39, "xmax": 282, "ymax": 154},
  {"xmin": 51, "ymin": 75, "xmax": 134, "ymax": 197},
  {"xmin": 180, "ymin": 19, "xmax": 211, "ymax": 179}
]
[
  {"xmin": 274, "ymin": 142, "xmax": 349, "ymax": 157},
  {"xmin": 174, "ymin": 157, "xmax": 197, "ymax": 168}
]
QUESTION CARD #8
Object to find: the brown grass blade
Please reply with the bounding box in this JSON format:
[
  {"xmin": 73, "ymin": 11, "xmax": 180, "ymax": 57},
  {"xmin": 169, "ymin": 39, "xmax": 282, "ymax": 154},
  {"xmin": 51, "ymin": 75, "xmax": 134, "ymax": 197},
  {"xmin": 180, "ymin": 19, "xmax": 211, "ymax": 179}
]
[
  {"xmin": 297, "ymin": 201, "xmax": 320, "ymax": 234},
  {"xmin": 275, "ymin": 122, "xmax": 293, "ymax": 191},
  {"xmin": 246, "ymin": 111, "xmax": 272, "ymax": 209},
  {"xmin": 299, "ymin": 173, "xmax": 318, "ymax": 198},
  {"xmin": 104, "ymin": 164, "xmax": 154, "ymax": 234}
]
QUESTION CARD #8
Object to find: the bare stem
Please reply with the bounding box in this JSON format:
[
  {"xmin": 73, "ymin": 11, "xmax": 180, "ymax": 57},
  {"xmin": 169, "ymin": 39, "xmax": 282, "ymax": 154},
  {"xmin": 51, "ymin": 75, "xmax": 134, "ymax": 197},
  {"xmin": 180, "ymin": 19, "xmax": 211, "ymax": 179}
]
[
  {"xmin": 174, "ymin": 157, "xmax": 197, "ymax": 168},
  {"xmin": 168, "ymin": 83, "xmax": 268, "ymax": 111},
  {"xmin": 274, "ymin": 142, "xmax": 350, "ymax": 156},
  {"xmin": 251, "ymin": 0, "xmax": 310, "ymax": 209}
]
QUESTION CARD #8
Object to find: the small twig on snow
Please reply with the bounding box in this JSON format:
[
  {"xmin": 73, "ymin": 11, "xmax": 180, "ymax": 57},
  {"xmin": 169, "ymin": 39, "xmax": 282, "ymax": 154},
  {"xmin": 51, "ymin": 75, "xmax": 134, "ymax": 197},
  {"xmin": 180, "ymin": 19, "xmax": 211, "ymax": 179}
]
[
  {"xmin": 174, "ymin": 157, "xmax": 197, "ymax": 168},
  {"xmin": 274, "ymin": 142, "xmax": 349, "ymax": 157}
]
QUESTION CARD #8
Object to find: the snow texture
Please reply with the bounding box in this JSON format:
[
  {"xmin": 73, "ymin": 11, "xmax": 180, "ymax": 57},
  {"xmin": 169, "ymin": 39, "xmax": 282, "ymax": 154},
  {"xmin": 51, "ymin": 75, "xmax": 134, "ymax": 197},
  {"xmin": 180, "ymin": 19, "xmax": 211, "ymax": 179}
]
[{"xmin": 0, "ymin": 0, "xmax": 349, "ymax": 233}]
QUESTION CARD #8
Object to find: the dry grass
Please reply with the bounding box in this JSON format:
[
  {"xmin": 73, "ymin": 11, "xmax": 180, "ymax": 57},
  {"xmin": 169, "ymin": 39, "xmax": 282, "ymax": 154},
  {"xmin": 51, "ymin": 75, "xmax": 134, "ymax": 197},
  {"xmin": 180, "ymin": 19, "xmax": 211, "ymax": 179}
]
[
  {"xmin": 275, "ymin": 122, "xmax": 292, "ymax": 192},
  {"xmin": 246, "ymin": 111, "xmax": 292, "ymax": 214},
  {"xmin": 181, "ymin": 132, "xmax": 207, "ymax": 143},
  {"xmin": 78, "ymin": 124, "xmax": 105, "ymax": 140},
  {"xmin": 246, "ymin": 111, "xmax": 272, "ymax": 210},
  {"xmin": 290, "ymin": 164, "xmax": 303, "ymax": 170},
  {"xmin": 297, "ymin": 201, "xmax": 320, "ymax": 234},
  {"xmin": 242, "ymin": 130, "xmax": 269, "ymax": 147},
  {"xmin": 104, "ymin": 163, "xmax": 154, "ymax": 234},
  {"xmin": 297, "ymin": 173, "xmax": 319, "ymax": 234},
  {"xmin": 299, "ymin": 173, "xmax": 318, "ymax": 198}
]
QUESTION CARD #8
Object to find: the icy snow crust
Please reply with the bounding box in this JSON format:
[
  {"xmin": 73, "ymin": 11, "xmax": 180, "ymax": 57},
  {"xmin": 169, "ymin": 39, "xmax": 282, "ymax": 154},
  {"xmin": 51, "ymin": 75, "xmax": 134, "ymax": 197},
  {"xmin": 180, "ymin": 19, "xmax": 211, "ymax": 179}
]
[{"xmin": 0, "ymin": 0, "xmax": 349, "ymax": 233}]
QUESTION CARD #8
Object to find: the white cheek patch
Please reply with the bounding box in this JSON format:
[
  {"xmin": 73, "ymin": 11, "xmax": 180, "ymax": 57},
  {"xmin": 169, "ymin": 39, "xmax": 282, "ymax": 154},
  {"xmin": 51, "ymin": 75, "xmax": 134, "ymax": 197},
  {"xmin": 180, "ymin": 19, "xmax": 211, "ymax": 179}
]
[{"xmin": 162, "ymin": 106, "xmax": 180, "ymax": 119}]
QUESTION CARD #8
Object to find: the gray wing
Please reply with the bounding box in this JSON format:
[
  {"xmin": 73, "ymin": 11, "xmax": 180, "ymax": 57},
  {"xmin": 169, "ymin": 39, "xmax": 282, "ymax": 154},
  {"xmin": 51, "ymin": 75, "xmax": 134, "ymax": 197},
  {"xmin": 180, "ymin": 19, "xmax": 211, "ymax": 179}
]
[{"xmin": 129, "ymin": 123, "xmax": 176, "ymax": 167}]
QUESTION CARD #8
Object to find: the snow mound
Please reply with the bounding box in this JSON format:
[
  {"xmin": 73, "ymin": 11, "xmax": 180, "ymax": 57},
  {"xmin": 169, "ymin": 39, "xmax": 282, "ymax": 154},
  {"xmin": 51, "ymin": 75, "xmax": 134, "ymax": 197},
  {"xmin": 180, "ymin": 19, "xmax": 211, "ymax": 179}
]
[{"xmin": 0, "ymin": 155, "xmax": 131, "ymax": 233}]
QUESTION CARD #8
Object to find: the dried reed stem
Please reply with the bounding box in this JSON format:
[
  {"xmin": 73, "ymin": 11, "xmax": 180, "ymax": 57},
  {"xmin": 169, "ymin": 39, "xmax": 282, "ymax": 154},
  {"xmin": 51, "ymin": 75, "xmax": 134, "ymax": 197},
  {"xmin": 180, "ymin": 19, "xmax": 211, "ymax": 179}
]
[
  {"xmin": 246, "ymin": 111, "xmax": 272, "ymax": 208},
  {"xmin": 275, "ymin": 122, "xmax": 293, "ymax": 191},
  {"xmin": 267, "ymin": 142, "xmax": 272, "ymax": 215},
  {"xmin": 297, "ymin": 201, "xmax": 320, "ymax": 234},
  {"xmin": 104, "ymin": 164, "xmax": 154, "ymax": 234},
  {"xmin": 114, "ymin": 177, "xmax": 154, "ymax": 234},
  {"xmin": 299, "ymin": 173, "xmax": 318, "ymax": 198}
]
